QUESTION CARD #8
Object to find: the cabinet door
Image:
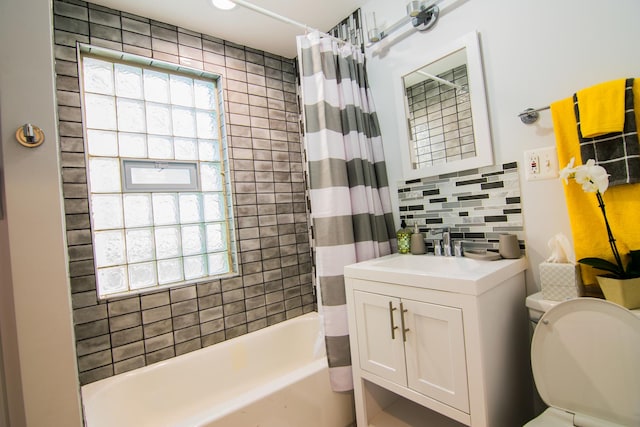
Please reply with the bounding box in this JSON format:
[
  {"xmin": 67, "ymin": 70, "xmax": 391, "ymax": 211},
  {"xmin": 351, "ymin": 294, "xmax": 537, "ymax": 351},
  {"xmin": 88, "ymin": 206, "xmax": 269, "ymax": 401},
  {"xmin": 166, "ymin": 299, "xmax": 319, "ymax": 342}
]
[
  {"xmin": 353, "ymin": 291, "xmax": 407, "ymax": 385},
  {"xmin": 403, "ymin": 299, "xmax": 470, "ymax": 413}
]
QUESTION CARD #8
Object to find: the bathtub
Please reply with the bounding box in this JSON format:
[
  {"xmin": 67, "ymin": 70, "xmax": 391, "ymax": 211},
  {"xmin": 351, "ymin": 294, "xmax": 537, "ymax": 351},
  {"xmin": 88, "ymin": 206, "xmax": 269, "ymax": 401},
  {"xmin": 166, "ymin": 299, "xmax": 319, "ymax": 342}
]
[{"xmin": 81, "ymin": 312, "xmax": 355, "ymax": 427}]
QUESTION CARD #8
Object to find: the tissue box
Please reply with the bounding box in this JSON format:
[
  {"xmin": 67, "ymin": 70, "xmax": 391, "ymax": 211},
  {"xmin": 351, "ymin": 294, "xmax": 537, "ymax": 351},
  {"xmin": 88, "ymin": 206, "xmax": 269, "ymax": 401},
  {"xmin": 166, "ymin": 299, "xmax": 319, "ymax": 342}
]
[{"xmin": 539, "ymin": 262, "xmax": 583, "ymax": 301}]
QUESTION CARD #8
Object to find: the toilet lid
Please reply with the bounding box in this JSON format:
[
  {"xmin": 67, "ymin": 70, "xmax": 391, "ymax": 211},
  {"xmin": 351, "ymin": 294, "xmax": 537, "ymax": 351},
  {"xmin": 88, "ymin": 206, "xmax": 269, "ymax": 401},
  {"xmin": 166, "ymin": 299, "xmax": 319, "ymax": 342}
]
[{"xmin": 531, "ymin": 298, "xmax": 640, "ymax": 426}]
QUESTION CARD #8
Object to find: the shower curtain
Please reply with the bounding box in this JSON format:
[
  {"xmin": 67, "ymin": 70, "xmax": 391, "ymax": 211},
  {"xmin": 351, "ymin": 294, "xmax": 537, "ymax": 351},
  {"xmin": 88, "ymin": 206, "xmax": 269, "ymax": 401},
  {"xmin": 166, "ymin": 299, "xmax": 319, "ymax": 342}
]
[{"xmin": 296, "ymin": 32, "xmax": 395, "ymax": 391}]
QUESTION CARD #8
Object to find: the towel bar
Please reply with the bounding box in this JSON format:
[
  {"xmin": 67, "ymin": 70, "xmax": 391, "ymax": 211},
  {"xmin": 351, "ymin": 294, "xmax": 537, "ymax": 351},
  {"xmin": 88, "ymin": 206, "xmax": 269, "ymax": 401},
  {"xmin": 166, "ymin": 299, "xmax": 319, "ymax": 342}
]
[{"xmin": 518, "ymin": 106, "xmax": 550, "ymax": 124}]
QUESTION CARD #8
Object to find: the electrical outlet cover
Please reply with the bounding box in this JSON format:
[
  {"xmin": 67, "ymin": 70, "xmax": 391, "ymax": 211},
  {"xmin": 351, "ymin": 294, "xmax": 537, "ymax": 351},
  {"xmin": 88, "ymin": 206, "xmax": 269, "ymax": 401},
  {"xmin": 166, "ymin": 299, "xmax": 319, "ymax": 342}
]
[{"xmin": 524, "ymin": 146, "xmax": 558, "ymax": 181}]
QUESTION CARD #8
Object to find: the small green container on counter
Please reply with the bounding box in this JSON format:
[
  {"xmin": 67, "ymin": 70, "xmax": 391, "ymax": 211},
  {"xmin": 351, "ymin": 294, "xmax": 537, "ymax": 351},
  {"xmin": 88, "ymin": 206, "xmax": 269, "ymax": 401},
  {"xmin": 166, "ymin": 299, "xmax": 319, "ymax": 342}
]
[{"xmin": 396, "ymin": 220, "xmax": 412, "ymax": 254}]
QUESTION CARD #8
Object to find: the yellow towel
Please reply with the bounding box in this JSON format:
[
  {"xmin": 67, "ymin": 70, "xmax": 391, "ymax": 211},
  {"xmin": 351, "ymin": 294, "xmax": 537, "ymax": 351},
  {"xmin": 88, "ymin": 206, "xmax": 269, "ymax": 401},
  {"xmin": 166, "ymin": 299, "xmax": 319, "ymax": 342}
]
[
  {"xmin": 576, "ymin": 78, "xmax": 626, "ymax": 137},
  {"xmin": 552, "ymin": 80, "xmax": 640, "ymax": 285}
]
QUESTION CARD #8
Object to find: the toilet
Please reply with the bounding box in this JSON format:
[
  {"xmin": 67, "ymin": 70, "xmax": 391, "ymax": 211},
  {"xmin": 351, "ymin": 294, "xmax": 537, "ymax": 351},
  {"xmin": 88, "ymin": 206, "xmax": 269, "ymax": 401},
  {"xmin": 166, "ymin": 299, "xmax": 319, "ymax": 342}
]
[{"xmin": 524, "ymin": 296, "xmax": 640, "ymax": 426}]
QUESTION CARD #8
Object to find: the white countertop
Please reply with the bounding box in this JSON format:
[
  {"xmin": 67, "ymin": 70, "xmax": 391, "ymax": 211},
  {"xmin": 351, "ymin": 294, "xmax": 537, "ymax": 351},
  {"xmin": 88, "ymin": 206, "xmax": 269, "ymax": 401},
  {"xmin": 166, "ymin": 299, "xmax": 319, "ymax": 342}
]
[{"xmin": 344, "ymin": 253, "xmax": 527, "ymax": 296}]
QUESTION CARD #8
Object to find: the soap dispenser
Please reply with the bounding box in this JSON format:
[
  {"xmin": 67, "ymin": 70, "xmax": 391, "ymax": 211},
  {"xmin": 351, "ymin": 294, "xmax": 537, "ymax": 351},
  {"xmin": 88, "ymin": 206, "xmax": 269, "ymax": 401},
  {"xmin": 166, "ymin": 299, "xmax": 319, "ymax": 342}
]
[
  {"xmin": 410, "ymin": 223, "xmax": 426, "ymax": 255},
  {"xmin": 396, "ymin": 220, "xmax": 412, "ymax": 254}
]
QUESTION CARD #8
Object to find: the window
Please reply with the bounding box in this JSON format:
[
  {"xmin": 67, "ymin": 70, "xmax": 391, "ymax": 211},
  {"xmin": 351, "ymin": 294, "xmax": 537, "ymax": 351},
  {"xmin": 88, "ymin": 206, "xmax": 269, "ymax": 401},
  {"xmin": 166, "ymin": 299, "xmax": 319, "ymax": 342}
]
[
  {"xmin": 122, "ymin": 160, "xmax": 200, "ymax": 192},
  {"xmin": 79, "ymin": 46, "xmax": 237, "ymax": 299}
]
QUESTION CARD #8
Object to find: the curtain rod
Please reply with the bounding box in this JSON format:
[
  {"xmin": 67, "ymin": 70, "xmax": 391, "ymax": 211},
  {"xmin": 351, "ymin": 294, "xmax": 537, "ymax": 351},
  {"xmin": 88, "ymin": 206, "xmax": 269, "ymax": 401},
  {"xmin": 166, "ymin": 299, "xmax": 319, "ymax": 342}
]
[
  {"xmin": 416, "ymin": 70, "xmax": 465, "ymax": 92},
  {"xmin": 231, "ymin": 0, "xmax": 347, "ymax": 45}
]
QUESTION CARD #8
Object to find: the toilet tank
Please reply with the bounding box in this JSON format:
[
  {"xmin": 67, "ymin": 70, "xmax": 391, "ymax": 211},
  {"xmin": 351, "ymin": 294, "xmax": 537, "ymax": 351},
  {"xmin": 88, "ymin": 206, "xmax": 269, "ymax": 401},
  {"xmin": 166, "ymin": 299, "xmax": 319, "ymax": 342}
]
[{"xmin": 525, "ymin": 292, "xmax": 561, "ymax": 322}]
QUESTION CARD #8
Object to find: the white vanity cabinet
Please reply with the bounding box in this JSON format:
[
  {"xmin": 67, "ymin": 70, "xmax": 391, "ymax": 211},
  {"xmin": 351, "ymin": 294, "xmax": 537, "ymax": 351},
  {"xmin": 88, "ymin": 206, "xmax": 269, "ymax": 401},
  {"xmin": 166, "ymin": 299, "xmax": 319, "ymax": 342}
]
[
  {"xmin": 353, "ymin": 291, "xmax": 469, "ymax": 413},
  {"xmin": 344, "ymin": 254, "xmax": 530, "ymax": 427}
]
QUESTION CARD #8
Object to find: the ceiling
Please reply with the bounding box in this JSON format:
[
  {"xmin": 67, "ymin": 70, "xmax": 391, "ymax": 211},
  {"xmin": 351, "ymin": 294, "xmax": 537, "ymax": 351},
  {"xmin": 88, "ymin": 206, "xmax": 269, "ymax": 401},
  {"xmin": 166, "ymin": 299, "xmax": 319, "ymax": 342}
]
[{"xmin": 90, "ymin": 0, "xmax": 367, "ymax": 58}]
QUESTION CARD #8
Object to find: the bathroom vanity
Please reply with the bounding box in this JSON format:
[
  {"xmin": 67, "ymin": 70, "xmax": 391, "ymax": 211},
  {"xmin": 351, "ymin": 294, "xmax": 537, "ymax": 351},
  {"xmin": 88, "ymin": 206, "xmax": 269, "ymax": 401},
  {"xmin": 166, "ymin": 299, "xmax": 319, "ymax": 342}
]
[{"xmin": 344, "ymin": 254, "xmax": 530, "ymax": 427}]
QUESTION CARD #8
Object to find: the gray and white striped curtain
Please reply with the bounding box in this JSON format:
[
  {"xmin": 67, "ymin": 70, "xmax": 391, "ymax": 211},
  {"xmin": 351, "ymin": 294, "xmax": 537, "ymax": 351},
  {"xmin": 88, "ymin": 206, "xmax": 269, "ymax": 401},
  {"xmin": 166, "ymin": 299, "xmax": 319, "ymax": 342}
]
[{"xmin": 296, "ymin": 32, "xmax": 395, "ymax": 391}]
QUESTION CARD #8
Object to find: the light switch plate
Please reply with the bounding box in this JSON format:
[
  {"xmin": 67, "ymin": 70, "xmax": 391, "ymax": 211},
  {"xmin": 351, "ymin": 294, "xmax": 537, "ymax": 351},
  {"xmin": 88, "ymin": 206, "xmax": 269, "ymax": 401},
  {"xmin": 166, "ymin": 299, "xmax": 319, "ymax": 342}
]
[{"xmin": 524, "ymin": 146, "xmax": 558, "ymax": 181}]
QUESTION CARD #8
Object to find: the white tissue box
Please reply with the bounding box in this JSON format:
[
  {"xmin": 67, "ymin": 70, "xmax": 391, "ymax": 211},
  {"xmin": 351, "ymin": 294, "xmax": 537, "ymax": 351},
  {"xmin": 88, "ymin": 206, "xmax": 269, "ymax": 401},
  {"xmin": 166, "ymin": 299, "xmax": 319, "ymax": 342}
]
[{"xmin": 539, "ymin": 262, "xmax": 583, "ymax": 301}]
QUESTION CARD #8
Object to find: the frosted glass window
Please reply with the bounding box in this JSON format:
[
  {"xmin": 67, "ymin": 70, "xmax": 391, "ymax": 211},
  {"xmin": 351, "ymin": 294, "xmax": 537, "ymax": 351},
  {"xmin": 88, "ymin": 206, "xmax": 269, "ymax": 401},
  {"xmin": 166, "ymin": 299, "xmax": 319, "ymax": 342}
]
[
  {"xmin": 152, "ymin": 193, "xmax": 179, "ymax": 225},
  {"xmin": 81, "ymin": 50, "xmax": 235, "ymax": 298},
  {"xmin": 184, "ymin": 255, "xmax": 207, "ymax": 280},
  {"xmin": 174, "ymin": 138, "xmax": 198, "ymax": 160},
  {"xmin": 126, "ymin": 228, "xmax": 155, "ymax": 263},
  {"xmin": 123, "ymin": 193, "xmax": 152, "ymax": 227},
  {"xmin": 115, "ymin": 64, "xmax": 143, "ymax": 99},
  {"xmin": 85, "ymin": 94, "xmax": 117, "ymax": 130},
  {"xmin": 170, "ymin": 75, "xmax": 194, "ymax": 107},
  {"xmin": 198, "ymin": 139, "xmax": 219, "ymax": 162},
  {"xmin": 154, "ymin": 226, "xmax": 181, "ymax": 259},
  {"xmin": 208, "ymin": 253, "xmax": 228, "ymax": 275},
  {"xmin": 144, "ymin": 69, "xmax": 170, "ymax": 103},
  {"xmin": 157, "ymin": 258, "xmax": 183, "ymax": 284},
  {"xmin": 179, "ymin": 193, "xmax": 203, "ymax": 223},
  {"xmin": 118, "ymin": 133, "xmax": 147, "ymax": 158},
  {"xmin": 129, "ymin": 262, "xmax": 157, "ymax": 290},
  {"xmin": 203, "ymin": 193, "xmax": 224, "ymax": 221},
  {"xmin": 172, "ymin": 106, "xmax": 196, "ymax": 137},
  {"xmin": 117, "ymin": 98, "xmax": 146, "ymax": 132},
  {"xmin": 97, "ymin": 266, "xmax": 128, "ymax": 295},
  {"xmin": 89, "ymin": 158, "xmax": 121, "ymax": 193},
  {"xmin": 83, "ymin": 57, "xmax": 114, "ymax": 95},
  {"xmin": 182, "ymin": 225, "xmax": 205, "ymax": 256},
  {"xmin": 194, "ymin": 80, "xmax": 216, "ymax": 110},
  {"xmin": 196, "ymin": 111, "xmax": 218, "ymax": 139},
  {"xmin": 205, "ymin": 223, "xmax": 226, "ymax": 252},
  {"xmin": 87, "ymin": 130, "xmax": 118, "ymax": 157},
  {"xmin": 91, "ymin": 194, "xmax": 123, "ymax": 230},
  {"xmin": 146, "ymin": 102, "xmax": 172, "ymax": 135},
  {"xmin": 94, "ymin": 230, "xmax": 126, "ymax": 267},
  {"xmin": 200, "ymin": 162, "xmax": 222, "ymax": 191},
  {"xmin": 148, "ymin": 135, "xmax": 174, "ymax": 159}
]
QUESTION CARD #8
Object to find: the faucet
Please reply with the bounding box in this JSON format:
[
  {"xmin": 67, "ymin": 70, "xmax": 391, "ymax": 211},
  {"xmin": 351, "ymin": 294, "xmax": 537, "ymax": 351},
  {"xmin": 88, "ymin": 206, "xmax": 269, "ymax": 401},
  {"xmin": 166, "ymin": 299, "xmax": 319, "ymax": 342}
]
[
  {"xmin": 428, "ymin": 227, "xmax": 452, "ymax": 256},
  {"xmin": 442, "ymin": 229, "xmax": 452, "ymax": 257},
  {"xmin": 454, "ymin": 240, "xmax": 464, "ymax": 257}
]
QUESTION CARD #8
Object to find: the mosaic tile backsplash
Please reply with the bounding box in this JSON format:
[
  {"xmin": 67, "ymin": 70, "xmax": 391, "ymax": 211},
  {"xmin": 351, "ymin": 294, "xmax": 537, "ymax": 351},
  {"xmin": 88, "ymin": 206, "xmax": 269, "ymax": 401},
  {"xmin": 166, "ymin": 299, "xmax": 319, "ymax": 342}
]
[
  {"xmin": 398, "ymin": 162, "xmax": 525, "ymax": 254},
  {"xmin": 53, "ymin": 0, "xmax": 314, "ymax": 385}
]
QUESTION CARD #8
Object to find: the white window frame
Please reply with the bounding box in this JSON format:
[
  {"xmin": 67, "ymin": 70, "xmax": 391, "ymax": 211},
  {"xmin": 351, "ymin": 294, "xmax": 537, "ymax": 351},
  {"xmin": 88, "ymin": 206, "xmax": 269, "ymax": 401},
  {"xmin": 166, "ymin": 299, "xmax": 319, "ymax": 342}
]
[{"xmin": 122, "ymin": 159, "xmax": 201, "ymax": 192}]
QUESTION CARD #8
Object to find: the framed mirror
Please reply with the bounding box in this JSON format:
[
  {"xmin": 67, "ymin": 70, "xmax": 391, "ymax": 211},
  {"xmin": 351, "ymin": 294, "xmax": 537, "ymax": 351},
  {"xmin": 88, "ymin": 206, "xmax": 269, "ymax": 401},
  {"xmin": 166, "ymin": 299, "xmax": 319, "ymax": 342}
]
[{"xmin": 394, "ymin": 31, "xmax": 493, "ymax": 180}]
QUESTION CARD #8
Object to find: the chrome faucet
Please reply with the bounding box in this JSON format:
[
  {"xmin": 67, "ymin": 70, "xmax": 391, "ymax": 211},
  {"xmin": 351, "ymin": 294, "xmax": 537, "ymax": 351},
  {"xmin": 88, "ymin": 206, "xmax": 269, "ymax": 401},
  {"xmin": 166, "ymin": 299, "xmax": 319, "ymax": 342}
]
[
  {"xmin": 428, "ymin": 227, "xmax": 452, "ymax": 256},
  {"xmin": 454, "ymin": 240, "xmax": 464, "ymax": 257},
  {"xmin": 442, "ymin": 229, "xmax": 452, "ymax": 257}
]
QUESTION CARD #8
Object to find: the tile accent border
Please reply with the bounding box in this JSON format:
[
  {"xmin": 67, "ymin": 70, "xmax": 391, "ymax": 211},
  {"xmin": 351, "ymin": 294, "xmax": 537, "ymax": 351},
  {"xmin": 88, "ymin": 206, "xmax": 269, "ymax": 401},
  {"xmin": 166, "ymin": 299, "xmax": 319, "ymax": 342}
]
[
  {"xmin": 397, "ymin": 162, "xmax": 525, "ymax": 254},
  {"xmin": 53, "ymin": 0, "xmax": 314, "ymax": 385}
]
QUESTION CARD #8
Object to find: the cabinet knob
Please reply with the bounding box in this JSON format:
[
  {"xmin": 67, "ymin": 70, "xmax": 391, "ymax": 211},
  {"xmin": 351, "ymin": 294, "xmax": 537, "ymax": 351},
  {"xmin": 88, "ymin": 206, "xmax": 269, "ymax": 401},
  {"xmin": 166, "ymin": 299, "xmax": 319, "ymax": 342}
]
[{"xmin": 389, "ymin": 301, "xmax": 398, "ymax": 339}]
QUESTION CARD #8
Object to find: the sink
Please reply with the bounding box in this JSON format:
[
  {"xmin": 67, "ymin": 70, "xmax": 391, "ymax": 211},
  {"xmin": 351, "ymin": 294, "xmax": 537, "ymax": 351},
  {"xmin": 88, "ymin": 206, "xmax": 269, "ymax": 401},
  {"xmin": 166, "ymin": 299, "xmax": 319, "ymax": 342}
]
[{"xmin": 344, "ymin": 253, "xmax": 527, "ymax": 296}]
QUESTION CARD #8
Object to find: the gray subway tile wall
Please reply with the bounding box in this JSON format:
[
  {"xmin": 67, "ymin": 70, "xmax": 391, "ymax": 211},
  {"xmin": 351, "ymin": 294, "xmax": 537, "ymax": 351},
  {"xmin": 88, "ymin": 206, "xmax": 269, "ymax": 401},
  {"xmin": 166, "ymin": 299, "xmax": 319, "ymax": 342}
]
[
  {"xmin": 53, "ymin": 0, "xmax": 314, "ymax": 385},
  {"xmin": 398, "ymin": 162, "xmax": 525, "ymax": 254}
]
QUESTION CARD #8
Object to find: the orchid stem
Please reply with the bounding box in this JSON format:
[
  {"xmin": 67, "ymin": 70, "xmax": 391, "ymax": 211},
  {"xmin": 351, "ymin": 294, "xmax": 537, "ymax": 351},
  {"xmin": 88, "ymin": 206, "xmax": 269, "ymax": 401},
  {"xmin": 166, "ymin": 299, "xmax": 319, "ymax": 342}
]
[{"xmin": 596, "ymin": 191, "xmax": 625, "ymax": 276}]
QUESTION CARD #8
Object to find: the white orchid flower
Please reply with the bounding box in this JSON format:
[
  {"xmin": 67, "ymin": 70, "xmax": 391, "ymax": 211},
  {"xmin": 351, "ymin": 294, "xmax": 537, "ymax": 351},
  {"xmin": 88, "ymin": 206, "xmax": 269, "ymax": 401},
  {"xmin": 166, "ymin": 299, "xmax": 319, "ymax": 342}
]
[
  {"xmin": 573, "ymin": 159, "xmax": 609, "ymax": 194},
  {"xmin": 559, "ymin": 157, "xmax": 576, "ymax": 184}
]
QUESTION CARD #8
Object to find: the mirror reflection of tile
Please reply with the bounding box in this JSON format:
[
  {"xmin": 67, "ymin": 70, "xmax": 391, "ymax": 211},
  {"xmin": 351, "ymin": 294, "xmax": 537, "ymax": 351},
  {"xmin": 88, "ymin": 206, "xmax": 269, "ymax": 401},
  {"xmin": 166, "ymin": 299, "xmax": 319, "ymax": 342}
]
[{"xmin": 405, "ymin": 63, "xmax": 474, "ymax": 168}]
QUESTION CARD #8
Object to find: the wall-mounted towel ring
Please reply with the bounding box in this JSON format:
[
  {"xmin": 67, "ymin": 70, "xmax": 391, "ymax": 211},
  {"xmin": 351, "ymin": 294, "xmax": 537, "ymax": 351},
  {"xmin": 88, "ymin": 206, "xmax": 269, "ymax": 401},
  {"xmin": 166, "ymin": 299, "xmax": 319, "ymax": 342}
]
[{"xmin": 15, "ymin": 123, "xmax": 45, "ymax": 148}]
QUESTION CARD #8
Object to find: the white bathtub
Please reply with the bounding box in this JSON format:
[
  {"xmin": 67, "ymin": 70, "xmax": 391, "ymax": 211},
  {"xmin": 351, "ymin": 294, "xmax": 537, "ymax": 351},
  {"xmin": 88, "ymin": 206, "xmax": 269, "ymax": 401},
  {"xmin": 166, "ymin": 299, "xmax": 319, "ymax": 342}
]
[{"xmin": 81, "ymin": 312, "xmax": 355, "ymax": 427}]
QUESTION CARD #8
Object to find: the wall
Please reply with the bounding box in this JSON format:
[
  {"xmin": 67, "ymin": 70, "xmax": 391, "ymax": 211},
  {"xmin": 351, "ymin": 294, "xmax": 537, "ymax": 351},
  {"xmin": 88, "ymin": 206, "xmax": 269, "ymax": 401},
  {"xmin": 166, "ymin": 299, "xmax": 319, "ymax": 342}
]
[
  {"xmin": 52, "ymin": 0, "xmax": 314, "ymax": 385},
  {"xmin": 0, "ymin": 0, "xmax": 84, "ymax": 425},
  {"xmin": 362, "ymin": 0, "xmax": 640, "ymax": 293}
]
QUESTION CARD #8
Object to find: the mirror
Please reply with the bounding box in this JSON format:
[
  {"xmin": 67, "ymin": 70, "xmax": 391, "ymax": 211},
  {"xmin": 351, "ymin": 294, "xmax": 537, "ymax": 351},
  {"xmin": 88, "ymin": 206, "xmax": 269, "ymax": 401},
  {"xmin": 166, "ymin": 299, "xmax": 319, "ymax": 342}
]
[{"xmin": 394, "ymin": 31, "xmax": 493, "ymax": 180}]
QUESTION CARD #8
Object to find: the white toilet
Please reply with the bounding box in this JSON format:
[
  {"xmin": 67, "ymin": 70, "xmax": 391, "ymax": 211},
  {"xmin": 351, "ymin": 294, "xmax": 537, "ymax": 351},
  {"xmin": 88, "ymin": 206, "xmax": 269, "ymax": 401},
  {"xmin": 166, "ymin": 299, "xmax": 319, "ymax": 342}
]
[{"xmin": 525, "ymin": 296, "xmax": 640, "ymax": 426}]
